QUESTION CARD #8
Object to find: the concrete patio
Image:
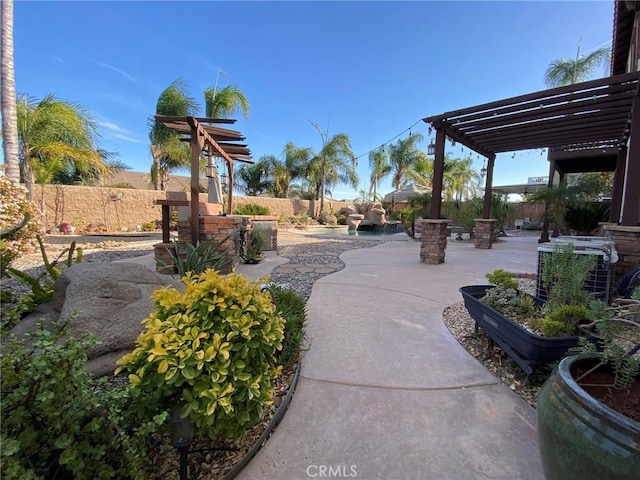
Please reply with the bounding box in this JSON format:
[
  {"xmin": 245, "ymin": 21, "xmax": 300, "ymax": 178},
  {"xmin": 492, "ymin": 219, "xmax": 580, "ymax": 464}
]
[{"xmin": 236, "ymin": 235, "xmax": 544, "ymax": 480}]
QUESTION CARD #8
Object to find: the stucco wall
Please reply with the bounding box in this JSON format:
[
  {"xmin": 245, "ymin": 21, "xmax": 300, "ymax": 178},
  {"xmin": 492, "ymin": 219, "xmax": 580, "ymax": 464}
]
[{"xmin": 34, "ymin": 184, "xmax": 543, "ymax": 232}]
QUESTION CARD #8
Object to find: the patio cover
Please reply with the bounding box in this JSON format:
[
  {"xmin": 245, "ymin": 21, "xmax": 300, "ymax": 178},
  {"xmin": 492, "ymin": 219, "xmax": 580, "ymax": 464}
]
[{"xmin": 422, "ymin": 71, "xmax": 640, "ymax": 226}]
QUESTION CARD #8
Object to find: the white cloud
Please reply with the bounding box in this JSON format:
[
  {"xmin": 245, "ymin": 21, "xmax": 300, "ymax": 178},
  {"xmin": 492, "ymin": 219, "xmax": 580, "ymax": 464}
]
[
  {"xmin": 98, "ymin": 120, "xmax": 143, "ymax": 144},
  {"xmin": 95, "ymin": 61, "xmax": 137, "ymax": 83}
]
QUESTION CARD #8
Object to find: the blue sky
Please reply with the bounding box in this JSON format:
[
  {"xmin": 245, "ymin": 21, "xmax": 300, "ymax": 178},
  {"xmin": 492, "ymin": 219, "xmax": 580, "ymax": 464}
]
[{"xmin": 9, "ymin": 0, "xmax": 614, "ymax": 199}]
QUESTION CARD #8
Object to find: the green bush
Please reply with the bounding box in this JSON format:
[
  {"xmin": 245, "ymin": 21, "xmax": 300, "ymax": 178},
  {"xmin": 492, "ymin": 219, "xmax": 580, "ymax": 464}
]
[
  {"xmin": 270, "ymin": 285, "xmax": 307, "ymax": 367},
  {"xmin": 116, "ymin": 271, "xmax": 285, "ymax": 439},
  {"xmin": 1, "ymin": 325, "xmax": 164, "ymax": 480},
  {"xmin": 531, "ymin": 305, "xmax": 589, "ymax": 337},
  {"xmin": 485, "ymin": 269, "xmax": 519, "ymax": 289},
  {"xmin": 233, "ymin": 204, "xmax": 270, "ymax": 216},
  {"xmin": 141, "ymin": 221, "xmax": 158, "ymax": 232}
]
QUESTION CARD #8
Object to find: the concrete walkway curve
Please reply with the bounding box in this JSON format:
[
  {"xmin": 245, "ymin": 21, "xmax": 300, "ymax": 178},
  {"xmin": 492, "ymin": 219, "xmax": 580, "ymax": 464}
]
[{"xmin": 237, "ymin": 236, "xmax": 544, "ymax": 480}]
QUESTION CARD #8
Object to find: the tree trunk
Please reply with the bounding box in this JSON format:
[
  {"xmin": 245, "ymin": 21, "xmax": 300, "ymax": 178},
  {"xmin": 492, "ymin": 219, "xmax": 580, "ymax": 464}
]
[
  {"xmin": 1, "ymin": 0, "xmax": 20, "ymax": 183},
  {"xmin": 320, "ymin": 158, "xmax": 326, "ymax": 213},
  {"xmin": 20, "ymin": 146, "xmax": 34, "ymax": 201}
]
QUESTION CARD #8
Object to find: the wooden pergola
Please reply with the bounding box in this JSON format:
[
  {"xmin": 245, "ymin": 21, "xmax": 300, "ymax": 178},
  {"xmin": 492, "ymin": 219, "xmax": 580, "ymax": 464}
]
[
  {"xmin": 422, "ymin": 71, "xmax": 640, "ymax": 228},
  {"xmin": 155, "ymin": 115, "xmax": 252, "ymax": 244}
]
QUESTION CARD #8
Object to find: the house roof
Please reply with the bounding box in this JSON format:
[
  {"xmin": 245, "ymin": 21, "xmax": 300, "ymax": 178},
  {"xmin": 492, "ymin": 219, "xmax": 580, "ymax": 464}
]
[{"xmin": 422, "ymin": 71, "xmax": 640, "ymax": 160}]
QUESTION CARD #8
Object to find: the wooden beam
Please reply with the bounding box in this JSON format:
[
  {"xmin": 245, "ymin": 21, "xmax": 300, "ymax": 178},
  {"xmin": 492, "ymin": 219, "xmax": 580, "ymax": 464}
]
[
  {"xmin": 621, "ymin": 92, "xmax": 640, "ymax": 225},
  {"xmin": 423, "ymin": 71, "xmax": 640, "ymax": 124},
  {"xmin": 610, "ymin": 146, "xmax": 627, "ymax": 223}
]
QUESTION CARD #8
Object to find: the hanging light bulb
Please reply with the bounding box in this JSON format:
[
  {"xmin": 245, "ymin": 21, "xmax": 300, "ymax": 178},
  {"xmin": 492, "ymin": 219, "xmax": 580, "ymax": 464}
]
[
  {"xmin": 409, "ymin": 128, "xmax": 412, "ymax": 137},
  {"xmin": 480, "ymin": 160, "xmax": 487, "ymax": 178}
]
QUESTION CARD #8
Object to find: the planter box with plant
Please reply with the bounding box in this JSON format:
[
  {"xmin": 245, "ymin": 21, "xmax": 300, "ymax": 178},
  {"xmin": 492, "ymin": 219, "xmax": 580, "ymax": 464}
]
[
  {"xmin": 241, "ymin": 228, "xmax": 265, "ymax": 264},
  {"xmin": 537, "ymin": 287, "xmax": 640, "ymax": 480},
  {"xmin": 460, "ymin": 244, "xmax": 595, "ymax": 376}
]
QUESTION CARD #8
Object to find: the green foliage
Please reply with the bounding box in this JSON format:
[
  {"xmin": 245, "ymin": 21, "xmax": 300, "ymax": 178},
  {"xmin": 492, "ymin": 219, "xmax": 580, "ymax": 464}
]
[
  {"xmin": 577, "ymin": 288, "xmax": 640, "ymax": 390},
  {"xmin": 564, "ymin": 202, "xmax": 610, "ymax": 234},
  {"xmin": 270, "ymin": 285, "xmax": 307, "ymax": 367},
  {"xmin": 116, "ymin": 271, "xmax": 285, "ymax": 439},
  {"xmin": 485, "ymin": 269, "xmax": 519, "ymax": 289},
  {"xmin": 541, "ymin": 242, "xmax": 595, "ymax": 311},
  {"xmin": 481, "ymin": 285, "xmax": 543, "ymax": 324},
  {"xmin": 141, "ymin": 221, "xmax": 158, "ymax": 232},
  {"xmin": 233, "ymin": 203, "xmax": 271, "ymax": 216},
  {"xmin": 1, "ymin": 324, "xmax": 164, "ymax": 480},
  {"xmin": 241, "ymin": 229, "xmax": 265, "ymax": 263},
  {"xmin": 2, "ymin": 237, "xmax": 82, "ymax": 334},
  {"xmin": 530, "ymin": 305, "xmax": 588, "ymax": 337},
  {"xmin": 157, "ymin": 237, "xmax": 230, "ymax": 276}
]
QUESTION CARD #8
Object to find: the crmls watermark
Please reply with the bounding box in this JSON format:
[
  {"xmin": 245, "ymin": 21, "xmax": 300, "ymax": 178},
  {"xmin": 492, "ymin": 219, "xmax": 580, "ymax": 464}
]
[{"xmin": 306, "ymin": 464, "xmax": 358, "ymax": 478}]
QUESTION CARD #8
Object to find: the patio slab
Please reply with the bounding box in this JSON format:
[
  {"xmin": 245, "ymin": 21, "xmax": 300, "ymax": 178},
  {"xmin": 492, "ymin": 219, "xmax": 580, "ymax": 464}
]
[{"xmin": 236, "ymin": 235, "xmax": 545, "ymax": 480}]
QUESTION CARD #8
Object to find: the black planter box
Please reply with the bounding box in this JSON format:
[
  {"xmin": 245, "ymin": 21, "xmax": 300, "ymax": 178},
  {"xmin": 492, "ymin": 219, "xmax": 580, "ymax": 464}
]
[{"xmin": 459, "ymin": 285, "xmax": 579, "ymax": 376}]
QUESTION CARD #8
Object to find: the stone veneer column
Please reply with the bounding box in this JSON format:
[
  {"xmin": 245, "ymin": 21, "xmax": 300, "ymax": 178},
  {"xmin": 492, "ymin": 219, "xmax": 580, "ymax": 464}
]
[
  {"xmin": 420, "ymin": 219, "xmax": 449, "ymax": 264},
  {"xmin": 474, "ymin": 219, "xmax": 497, "ymax": 249},
  {"xmin": 603, "ymin": 225, "xmax": 640, "ymax": 284},
  {"xmin": 155, "ymin": 215, "xmax": 247, "ymax": 274}
]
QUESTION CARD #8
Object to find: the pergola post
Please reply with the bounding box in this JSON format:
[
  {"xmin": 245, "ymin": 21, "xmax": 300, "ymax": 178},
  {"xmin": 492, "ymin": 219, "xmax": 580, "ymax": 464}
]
[
  {"xmin": 190, "ymin": 125, "xmax": 203, "ymax": 246},
  {"xmin": 430, "ymin": 126, "xmax": 446, "ymax": 220},
  {"xmin": 226, "ymin": 160, "xmax": 234, "ymax": 215},
  {"xmin": 621, "ymin": 92, "xmax": 640, "ymax": 226},
  {"xmin": 610, "ymin": 146, "xmax": 627, "ymax": 223},
  {"xmin": 481, "ymin": 154, "xmax": 496, "ymax": 218},
  {"xmin": 539, "ymin": 158, "xmax": 556, "ymax": 243}
]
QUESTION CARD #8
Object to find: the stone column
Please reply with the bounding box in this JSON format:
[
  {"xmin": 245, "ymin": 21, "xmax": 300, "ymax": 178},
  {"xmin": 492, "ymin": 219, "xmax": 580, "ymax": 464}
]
[
  {"xmin": 474, "ymin": 219, "xmax": 497, "ymax": 249},
  {"xmin": 603, "ymin": 225, "xmax": 640, "ymax": 285},
  {"xmin": 420, "ymin": 219, "xmax": 449, "ymax": 264}
]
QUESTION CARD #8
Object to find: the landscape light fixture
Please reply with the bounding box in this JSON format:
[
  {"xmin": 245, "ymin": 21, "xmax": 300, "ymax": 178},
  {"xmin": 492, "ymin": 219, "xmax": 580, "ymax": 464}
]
[
  {"xmin": 221, "ymin": 173, "xmax": 229, "ymax": 187},
  {"xmin": 205, "ymin": 158, "xmax": 216, "ymax": 178},
  {"xmin": 170, "ymin": 406, "xmax": 195, "ymax": 480},
  {"xmin": 427, "ymin": 140, "xmax": 436, "ymax": 156},
  {"xmin": 480, "ymin": 160, "xmax": 487, "ymax": 178}
]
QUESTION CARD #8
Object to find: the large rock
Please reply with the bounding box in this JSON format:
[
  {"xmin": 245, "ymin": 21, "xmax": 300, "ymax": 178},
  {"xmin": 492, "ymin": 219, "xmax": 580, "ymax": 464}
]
[{"xmin": 11, "ymin": 263, "xmax": 179, "ymax": 377}]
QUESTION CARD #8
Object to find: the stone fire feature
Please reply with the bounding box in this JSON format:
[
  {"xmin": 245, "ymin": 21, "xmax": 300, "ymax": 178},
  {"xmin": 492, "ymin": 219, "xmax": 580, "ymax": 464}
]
[
  {"xmin": 474, "ymin": 219, "xmax": 497, "ymax": 249},
  {"xmin": 420, "ymin": 219, "xmax": 449, "ymax": 264}
]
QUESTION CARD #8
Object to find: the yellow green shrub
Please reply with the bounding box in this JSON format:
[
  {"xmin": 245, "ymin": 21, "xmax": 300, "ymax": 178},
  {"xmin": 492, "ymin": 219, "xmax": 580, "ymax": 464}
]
[{"xmin": 116, "ymin": 271, "xmax": 285, "ymax": 439}]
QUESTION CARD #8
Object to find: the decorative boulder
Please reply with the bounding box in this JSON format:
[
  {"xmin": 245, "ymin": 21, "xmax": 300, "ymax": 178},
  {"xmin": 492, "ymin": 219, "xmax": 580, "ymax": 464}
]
[
  {"xmin": 10, "ymin": 263, "xmax": 181, "ymax": 377},
  {"xmin": 346, "ymin": 214, "xmax": 365, "ymax": 230}
]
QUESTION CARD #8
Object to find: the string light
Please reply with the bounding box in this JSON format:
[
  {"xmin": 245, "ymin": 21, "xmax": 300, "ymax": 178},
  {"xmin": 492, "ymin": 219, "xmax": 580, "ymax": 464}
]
[{"xmin": 355, "ymin": 118, "xmax": 423, "ymax": 160}]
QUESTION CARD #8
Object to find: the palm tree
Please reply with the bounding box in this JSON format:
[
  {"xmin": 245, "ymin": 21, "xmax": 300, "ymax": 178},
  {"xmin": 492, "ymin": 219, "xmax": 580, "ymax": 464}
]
[
  {"xmin": 388, "ymin": 133, "xmax": 426, "ymax": 189},
  {"xmin": 234, "ymin": 155, "xmax": 274, "ymax": 196},
  {"xmin": 368, "ymin": 147, "xmax": 390, "ymax": 200},
  {"xmin": 17, "ymin": 94, "xmax": 103, "ymax": 202},
  {"xmin": 204, "ymin": 84, "xmax": 250, "ymax": 119},
  {"xmin": 544, "ymin": 46, "xmax": 610, "ymax": 87},
  {"xmin": 442, "ymin": 156, "xmax": 479, "ymax": 201},
  {"xmin": 272, "ymin": 142, "xmax": 313, "ymax": 198},
  {"xmin": 148, "ymin": 79, "xmax": 198, "ymax": 190},
  {"xmin": 1, "ymin": 0, "xmax": 20, "ymax": 183},
  {"xmin": 310, "ymin": 124, "xmax": 358, "ymax": 212}
]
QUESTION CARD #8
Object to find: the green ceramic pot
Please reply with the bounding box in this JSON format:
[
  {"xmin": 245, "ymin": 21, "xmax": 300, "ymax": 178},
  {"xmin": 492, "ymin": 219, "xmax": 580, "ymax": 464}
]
[{"xmin": 537, "ymin": 354, "xmax": 640, "ymax": 480}]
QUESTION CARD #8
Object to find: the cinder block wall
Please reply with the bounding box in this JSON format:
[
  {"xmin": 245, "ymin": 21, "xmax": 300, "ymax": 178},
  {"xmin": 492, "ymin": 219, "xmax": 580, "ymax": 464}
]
[{"xmin": 33, "ymin": 185, "xmax": 355, "ymax": 231}]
